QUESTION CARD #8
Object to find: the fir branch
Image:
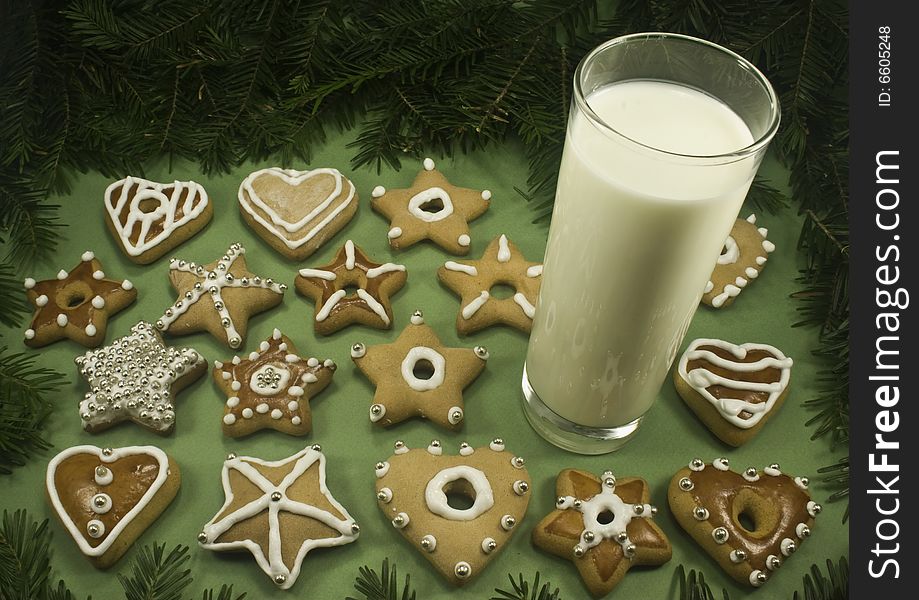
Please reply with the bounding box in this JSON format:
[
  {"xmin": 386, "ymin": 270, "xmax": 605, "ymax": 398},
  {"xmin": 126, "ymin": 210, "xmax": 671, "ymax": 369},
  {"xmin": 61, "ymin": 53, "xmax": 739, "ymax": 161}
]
[
  {"xmin": 492, "ymin": 572, "xmax": 562, "ymax": 600},
  {"xmin": 674, "ymin": 565, "xmax": 728, "ymax": 600},
  {"xmin": 198, "ymin": 585, "xmax": 245, "ymax": 600},
  {"xmin": 0, "ymin": 511, "xmax": 53, "ymax": 600},
  {"xmin": 793, "ymin": 557, "xmax": 849, "ymax": 600},
  {"xmin": 0, "ymin": 261, "xmax": 27, "ymax": 328},
  {"xmin": 346, "ymin": 558, "xmax": 416, "ymax": 600},
  {"xmin": 118, "ymin": 544, "xmax": 193, "ymax": 600}
]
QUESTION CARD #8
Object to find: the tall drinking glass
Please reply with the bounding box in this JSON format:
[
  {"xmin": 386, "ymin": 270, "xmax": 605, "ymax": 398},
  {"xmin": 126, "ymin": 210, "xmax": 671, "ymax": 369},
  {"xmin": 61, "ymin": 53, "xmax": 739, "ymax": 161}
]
[{"xmin": 521, "ymin": 33, "xmax": 780, "ymax": 454}]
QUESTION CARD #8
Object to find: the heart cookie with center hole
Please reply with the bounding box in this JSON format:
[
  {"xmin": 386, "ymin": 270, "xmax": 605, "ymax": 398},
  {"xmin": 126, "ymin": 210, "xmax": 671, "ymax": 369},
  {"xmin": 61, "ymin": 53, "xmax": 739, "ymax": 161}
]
[
  {"xmin": 45, "ymin": 445, "xmax": 180, "ymax": 568},
  {"xmin": 374, "ymin": 438, "xmax": 530, "ymax": 585},
  {"xmin": 238, "ymin": 167, "xmax": 358, "ymax": 260}
]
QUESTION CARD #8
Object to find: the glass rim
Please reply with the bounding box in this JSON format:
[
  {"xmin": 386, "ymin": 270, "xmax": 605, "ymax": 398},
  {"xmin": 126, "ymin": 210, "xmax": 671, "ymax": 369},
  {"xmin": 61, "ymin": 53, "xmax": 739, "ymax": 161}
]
[{"xmin": 573, "ymin": 32, "xmax": 781, "ymax": 161}]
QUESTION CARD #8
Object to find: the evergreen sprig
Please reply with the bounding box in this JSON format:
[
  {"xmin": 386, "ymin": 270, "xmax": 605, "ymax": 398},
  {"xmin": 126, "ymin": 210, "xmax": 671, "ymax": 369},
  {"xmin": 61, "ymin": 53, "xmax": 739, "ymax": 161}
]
[
  {"xmin": 492, "ymin": 572, "xmax": 563, "ymax": 600},
  {"xmin": 674, "ymin": 559, "xmax": 849, "ymax": 600},
  {"xmin": 346, "ymin": 558, "xmax": 416, "ymax": 600}
]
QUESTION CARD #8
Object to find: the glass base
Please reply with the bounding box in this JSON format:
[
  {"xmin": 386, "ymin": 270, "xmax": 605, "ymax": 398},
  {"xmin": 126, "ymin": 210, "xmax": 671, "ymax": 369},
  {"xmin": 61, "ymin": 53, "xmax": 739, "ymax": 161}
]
[{"xmin": 521, "ymin": 362, "xmax": 643, "ymax": 454}]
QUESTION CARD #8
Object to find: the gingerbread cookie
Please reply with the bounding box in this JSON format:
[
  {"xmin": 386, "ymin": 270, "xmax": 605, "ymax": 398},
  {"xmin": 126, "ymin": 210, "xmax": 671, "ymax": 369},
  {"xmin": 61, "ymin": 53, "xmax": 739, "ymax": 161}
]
[
  {"xmin": 104, "ymin": 176, "xmax": 212, "ymax": 264},
  {"xmin": 23, "ymin": 251, "xmax": 136, "ymax": 348},
  {"xmin": 437, "ymin": 234, "xmax": 542, "ymax": 334},
  {"xmin": 675, "ymin": 338, "xmax": 793, "ymax": 446},
  {"xmin": 669, "ymin": 458, "xmax": 819, "ymax": 588},
  {"xmin": 295, "ymin": 240, "xmax": 407, "ymax": 335},
  {"xmin": 155, "ymin": 243, "xmax": 285, "ymax": 349},
  {"xmin": 374, "ymin": 439, "xmax": 530, "ymax": 586},
  {"xmin": 702, "ymin": 214, "xmax": 775, "ymax": 308},
  {"xmin": 352, "ymin": 311, "xmax": 488, "ymax": 429},
  {"xmin": 75, "ymin": 321, "xmax": 205, "ymax": 434},
  {"xmin": 532, "ymin": 469, "xmax": 671, "ymax": 598},
  {"xmin": 213, "ymin": 329, "xmax": 336, "ymax": 437},
  {"xmin": 198, "ymin": 446, "xmax": 360, "ymax": 589},
  {"xmin": 371, "ymin": 158, "xmax": 490, "ymax": 254},
  {"xmin": 46, "ymin": 445, "xmax": 180, "ymax": 568},
  {"xmin": 238, "ymin": 167, "xmax": 358, "ymax": 260}
]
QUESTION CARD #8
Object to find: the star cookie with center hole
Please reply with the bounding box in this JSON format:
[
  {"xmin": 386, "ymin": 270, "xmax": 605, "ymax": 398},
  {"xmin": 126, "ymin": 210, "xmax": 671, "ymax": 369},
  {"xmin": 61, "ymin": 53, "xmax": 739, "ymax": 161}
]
[
  {"xmin": 532, "ymin": 469, "xmax": 672, "ymax": 598},
  {"xmin": 23, "ymin": 251, "xmax": 136, "ymax": 348},
  {"xmin": 437, "ymin": 234, "xmax": 542, "ymax": 335},
  {"xmin": 371, "ymin": 157, "xmax": 490, "ymax": 254},
  {"xmin": 352, "ymin": 311, "xmax": 488, "ymax": 429},
  {"xmin": 155, "ymin": 243, "xmax": 285, "ymax": 349},
  {"xmin": 213, "ymin": 328, "xmax": 336, "ymax": 437},
  {"xmin": 295, "ymin": 240, "xmax": 407, "ymax": 335}
]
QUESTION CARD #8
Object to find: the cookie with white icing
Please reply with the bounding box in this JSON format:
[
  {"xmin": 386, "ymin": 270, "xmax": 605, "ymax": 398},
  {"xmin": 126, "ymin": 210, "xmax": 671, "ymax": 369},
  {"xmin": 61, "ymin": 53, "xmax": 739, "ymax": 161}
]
[
  {"xmin": 669, "ymin": 458, "xmax": 818, "ymax": 588},
  {"xmin": 532, "ymin": 469, "xmax": 671, "ymax": 597},
  {"xmin": 702, "ymin": 214, "xmax": 774, "ymax": 308},
  {"xmin": 374, "ymin": 439, "xmax": 530, "ymax": 586},
  {"xmin": 46, "ymin": 445, "xmax": 180, "ymax": 568},
  {"xmin": 674, "ymin": 338, "xmax": 793, "ymax": 446},
  {"xmin": 198, "ymin": 445, "xmax": 359, "ymax": 590},
  {"xmin": 238, "ymin": 167, "xmax": 358, "ymax": 260},
  {"xmin": 104, "ymin": 176, "xmax": 212, "ymax": 264}
]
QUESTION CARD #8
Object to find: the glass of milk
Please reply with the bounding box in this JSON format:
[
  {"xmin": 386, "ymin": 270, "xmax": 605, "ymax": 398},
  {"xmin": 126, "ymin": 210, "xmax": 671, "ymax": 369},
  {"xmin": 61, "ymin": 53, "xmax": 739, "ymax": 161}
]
[{"xmin": 521, "ymin": 33, "xmax": 780, "ymax": 454}]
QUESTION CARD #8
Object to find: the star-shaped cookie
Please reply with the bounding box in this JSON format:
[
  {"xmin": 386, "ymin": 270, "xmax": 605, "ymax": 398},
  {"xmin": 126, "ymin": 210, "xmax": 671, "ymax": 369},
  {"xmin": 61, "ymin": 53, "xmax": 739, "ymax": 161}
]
[
  {"xmin": 370, "ymin": 157, "xmax": 490, "ymax": 254},
  {"xmin": 532, "ymin": 469, "xmax": 672, "ymax": 598},
  {"xmin": 437, "ymin": 234, "xmax": 542, "ymax": 335},
  {"xmin": 155, "ymin": 243, "xmax": 285, "ymax": 348},
  {"xmin": 198, "ymin": 446, "xmax": 360, "ymax": 590},
  {"xmin": 213, "ymin": 328, "xmax": 336, "ymax": 437},
  {"xmin": 351, "ymin": 311, "xmax": 488, "ymax": 429},
  {"xmin": 75, "ymin": 321, "xmax": 206, "ymax": 434},
  {"xmin": 23, "ymin": 251, "xmax": 136, "ymax": 347},
  {"xmin": 295, "ymin": 240, "xmax": 407, "ymax": 335}
]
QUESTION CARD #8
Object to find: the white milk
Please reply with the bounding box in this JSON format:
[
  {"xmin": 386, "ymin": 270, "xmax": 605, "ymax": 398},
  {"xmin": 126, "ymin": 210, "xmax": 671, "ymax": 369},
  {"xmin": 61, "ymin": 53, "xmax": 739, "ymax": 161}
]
[{"xmin": 525, "ymin": 80, "xmax": 757, "ymax": 427}]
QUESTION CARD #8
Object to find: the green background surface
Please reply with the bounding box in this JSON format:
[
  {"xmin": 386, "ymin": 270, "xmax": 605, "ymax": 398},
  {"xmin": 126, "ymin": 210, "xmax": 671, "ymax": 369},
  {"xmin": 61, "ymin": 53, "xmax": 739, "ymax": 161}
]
[{"xmin": 0, "ymin": 129, "xmax": 847, "ymax": 599}]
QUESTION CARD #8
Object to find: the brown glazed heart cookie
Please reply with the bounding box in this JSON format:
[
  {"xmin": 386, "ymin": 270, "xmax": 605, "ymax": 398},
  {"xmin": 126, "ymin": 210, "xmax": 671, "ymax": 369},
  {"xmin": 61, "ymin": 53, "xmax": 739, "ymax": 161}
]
[
  {"xmin": 374, "ymin": 438, "xmax": 530, "ymax": 586},
  {"xmin": 668, "ymin": 458, "xmax": 819, "ymax": 588},
  {"xmin": 46, "ymin": 445, "xmax": 180, "ymax": 568},
  {"xmin": 702, "ymin": 214, "xmax": 775, "ymax": 308}
]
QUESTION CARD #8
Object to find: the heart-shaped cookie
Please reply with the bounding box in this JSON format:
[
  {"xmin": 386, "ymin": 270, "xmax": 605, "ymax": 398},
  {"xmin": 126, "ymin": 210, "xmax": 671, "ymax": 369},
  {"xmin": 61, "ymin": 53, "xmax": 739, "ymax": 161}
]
[
  {"xmin": 374, "ymin": 439, "xmax": 530, "ymax": 585},
  {"xmin": 46, "ymin": 445, "xmax": 180, "ymax": 568},
  {"xmin": 702, "ymin": 214, "xmax": 775, "ymax": 308},
  {"xmin": 238, "ymin": 167, "xmax": 358, "ymax": 260},
  {"xmin": 668, "ymin": 458, "xmax": 819, "ymax": 588}
]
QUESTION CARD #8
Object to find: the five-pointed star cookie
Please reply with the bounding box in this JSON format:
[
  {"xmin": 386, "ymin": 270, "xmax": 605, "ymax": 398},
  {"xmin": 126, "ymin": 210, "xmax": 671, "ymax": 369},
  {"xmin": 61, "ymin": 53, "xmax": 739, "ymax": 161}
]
[
  {"xmin": 351, "ymin": 310, "xmax": 489, "ymax": 429},
  {"xmin": 532, "ymin": 469, "xmax": 672, "ymax": 598},
  {"xmin": 75, "ymin": 321, "xmax": 206, "ymax": 434},
  {"xmin": 198, "ymin": 446, "xmax": 360, "ymax": 590},
  {"xmin": 23, "ymin": 251, "xmax": 136, "ymax": 347},
  {"xmin": 295, "ymin": 240, "xmax": 407, "ymax": 335},
  {"xmin": 370, "ymin": 157, "xmax": 491, "ymax": 254},
  {"xmin": 213, "ymin": 328, "xmax": 336, "ymax": 437},
  {"xmin": 155, "ymin": 243, "xmax": 285, "ymax": 348},
  {"xmin": 437, "ymin": 234, "xmax": 543, "ymax": 335}
]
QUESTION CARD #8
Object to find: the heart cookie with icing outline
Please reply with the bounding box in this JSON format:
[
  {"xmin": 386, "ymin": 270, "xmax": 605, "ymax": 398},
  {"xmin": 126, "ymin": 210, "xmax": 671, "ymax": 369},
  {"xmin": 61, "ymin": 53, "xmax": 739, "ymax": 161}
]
[{"xmin": 374, "ymin": 439, "xmax": 530, "ymax": 586}]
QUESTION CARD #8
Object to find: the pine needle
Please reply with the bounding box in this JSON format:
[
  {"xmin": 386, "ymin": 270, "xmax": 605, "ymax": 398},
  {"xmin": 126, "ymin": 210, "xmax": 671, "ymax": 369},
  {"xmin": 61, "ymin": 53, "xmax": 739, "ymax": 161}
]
[
  {"xmin": 492, "ymin": 572, "xmax": 562, "ymax": 600},
  {"xmin": 118, "ymin": 544, "xmax": 193, "ymax": 600},
  {"xmin": 347, "ymin": 558, "xmax": 416, "ymax": 600}
]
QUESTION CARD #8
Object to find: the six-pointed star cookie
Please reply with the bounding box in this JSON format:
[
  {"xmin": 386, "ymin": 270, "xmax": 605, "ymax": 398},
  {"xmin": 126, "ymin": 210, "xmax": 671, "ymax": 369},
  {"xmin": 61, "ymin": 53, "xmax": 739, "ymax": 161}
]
[
  {"xmin": 371, "ymin": 157, "xmax": 490, "ymax": 254},
  {"xmin": 213, "ymin": 328, "xmax": 336, "ymax": 437},
  {"xmin": 295, "ymin": 240, "xmax": 407, "ymax": 335},
  {"xmin": 23, "ymin": 251, "xmax": 136, "ymax": 348},
  {"xmin": 437, "ymin": 234, "xmax": 542, "ymax": 335},
  {"xmin": 532, "ymin": 469, "xmax": 672, "ymax": 598},
  {"xmin": 351, "ymin": 310, "xmax": 488, "ymax": 429},
  {"xmin": 198, "ymin": 446, "xmax": 360, "ymax": 590},
  {"xmin": 155, "ymin": 243, "xmax": 285, "ymax": 348},
  {"xmin": 75, "ymin": 321, "xmax": 206, "ymax": 434}
]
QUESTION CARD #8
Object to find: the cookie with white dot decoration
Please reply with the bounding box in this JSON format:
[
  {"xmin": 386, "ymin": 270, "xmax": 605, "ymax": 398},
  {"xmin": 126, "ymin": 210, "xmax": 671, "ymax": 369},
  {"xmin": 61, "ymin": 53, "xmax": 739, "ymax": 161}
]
[
  {"xmin": 668, "ymin": 458, "xmax": 818, "ymax": 588},
  {"xmin": 374, "ymin": 439, "xmax": 530, "ymax": 586},
  {"xmin": 702, "ymin": 214, "xmax": 774, "ymax": 308}
]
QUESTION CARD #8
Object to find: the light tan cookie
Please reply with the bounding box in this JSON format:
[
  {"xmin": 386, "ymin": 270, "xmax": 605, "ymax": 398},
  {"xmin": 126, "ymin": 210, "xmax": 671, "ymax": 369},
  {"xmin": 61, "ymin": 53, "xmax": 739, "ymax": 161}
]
[
  {"xmin": 352, "ymin": 310, "xmax": 488, "ymax": 429},
  {"xmin": 75, "ymin": 321, "xmax": 206, "ymax": 434},
  {"xmin": 674, "ymin": 338, "xmax": 793, "ymax": 446},
  {"xmin": 238, "ymin": 167, "xmax": 358, "ymax": 260},
  {"xmin": 371, "ymin": 157, "xmax": 490, "ymax": 254},
  {"xmin": 46, "ymin": 445, "xmax": 180, "ymax": 568},
  {"xmin": 702, "ymin": 214, "xmax": 775, "ymax": 308},
  {"xmin": 22, "ymin": 250, "xmax": 136, "ymax": 348},
  {"xmin": 295, "ymin": 240, "xmax": 407, "ymax": 335},
  {"xmin": 104, "ymin": 176, "xmax": 212, "ymax": 264},
  {"xmin": 532, "ymin": 469, "xmax": 671, "ymax": 598},
  {"xmin": 374, "ymin": 438, "xmax": 530, "ymax": 586},
  {"xmin": 213, "ymin": 328, "xmax": 336, "ymax": 437},
  {"xmin": 668, "ymin": 458, "xmax": 819, "ymax": 588},
  {"xmin": 437, "ymin": 234, "xmax": 542, "ymax": 335},
  {"xmin": 198, "ymin": 446, "xmax": 360, "ymax": 590},
  {"xmin": 155, "ymin": 243, "xmax": 285, "ymax": 349}
]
